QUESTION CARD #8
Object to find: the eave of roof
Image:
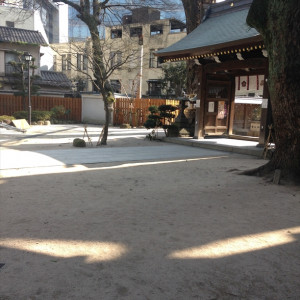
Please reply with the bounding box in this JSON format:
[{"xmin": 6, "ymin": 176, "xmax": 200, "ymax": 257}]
[
  {"xmin": 37, "ymin": 71, "xmax": 72, "ymax": 88},
  {"xmin": 0, "ymin": 26, "xmax": 47, "ymax": 45},
  {"xmin": 156, "ymin": 0, "xmax": 261, "ymax": 59}
]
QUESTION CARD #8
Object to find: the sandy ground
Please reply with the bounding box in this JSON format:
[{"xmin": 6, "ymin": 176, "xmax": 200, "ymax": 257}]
[{"xmin": 0, "ymin": 125, "xmax": 299, "ymax": 300}]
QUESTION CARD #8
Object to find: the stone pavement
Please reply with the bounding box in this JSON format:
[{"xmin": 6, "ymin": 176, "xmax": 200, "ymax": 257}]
[
  {"xmin": 0, "ymin": 125, "xmax": 262, "ymax": 173},
  {"xmin": 163, "ymin": 136, "xmax": 263, "ymax": 157},
  {"xmin": 0, "ymin": 145, "xmax": 228, "ymax": 170}
]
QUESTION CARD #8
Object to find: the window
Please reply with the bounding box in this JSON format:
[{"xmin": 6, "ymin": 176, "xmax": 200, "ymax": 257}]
[
  {"xmin": 147, "ymin": 80, "xmax": 162, "ymax": 96},
  {"xmin": 5, "ymin": 52, "xmax": 19, "ymax": 75},
  {"xmin": 62, "ymin": 54, "xmax": 67, "ymax": 71},
  {"xmin": 110, "ymin": 51, "xmax": 122, "ymax": 68},
  {"xmin": 111, "ymin": 29, "xmax": 122, "ymax": 39},
  {"xmin": 130, "ymin": 27, "xmax": 142, "ymax": 38},
  {"xmin": 77, "ymin": 54, "xmax": 82, "ymax": 70},
  {"xmin": 67, "ymin": 54, "xmax": 71, "ymax": 70},
  {"xmin": 53, "ymin": 55, "xmax": 57, "ymax": 71},
  {"xmin": 149, "ymin": 49, "xmax": 155, "ymax": 68},
  {"xmin": 157, "ymin": 48, "xmax": 163, "ymax": 68},
  {"xmin": 150, "ymin": 24, "xmax": 163, "ymax": 36},
  {"xmin": 6, "ymin": 21, "xmax": 14, "ymax": 28},
  {"xmin": 83, "ymin": 55, "xmax": 88, "ymax": 71},
  {"xmin": 149, "ymin": 49, "xmax": 162, "ymax": 68}
]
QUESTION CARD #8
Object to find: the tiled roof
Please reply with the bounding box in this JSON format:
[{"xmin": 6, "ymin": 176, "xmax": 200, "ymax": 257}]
[
  {"xmin": 39, "ymin": 71, "xmax": 72, "ymax": 88},
  {"xmin": 0, "ymin": 26, "xmax": 47, "ymax": 45},
  {"xmin": 157, "ymin": 0, "xmax": 260, "ymax": 57}
]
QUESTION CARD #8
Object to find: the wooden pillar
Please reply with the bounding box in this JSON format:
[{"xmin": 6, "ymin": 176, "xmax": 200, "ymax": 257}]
[{"xmin": 194, "ymin": 65, "xmax": 206, "ymax": 139}]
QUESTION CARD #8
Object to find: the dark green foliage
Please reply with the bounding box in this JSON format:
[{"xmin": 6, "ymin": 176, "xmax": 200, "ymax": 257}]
[
  {"xmin": 51, "ymin": 105, "xmax": 67, "ymax": 120},
  {"xmin": 73, "ymin": 138, "xmax": 86, "ymax": 147},
  {"xmin": 13, "ymin": 110, "xmax": 53, "ymax": 122},
  {"xmin": 159, "ymin": 104, "xmax": 179, "ymax": 137},
  {"xmin": 160, "ymin": 62, "xmax": 187, "ymax": 97},
  {"xmin": 144, "ymin": 105, "xmax": 162, "ymax": 129},
  {"xmin": 148, "ymin": 105, "xmax": 159, "ymax": 114},
  {"xmin": 8, "ymin": 51, "xmax": 40, "ymax": 110},
  {"xmin": 163, "ymin": 124, "xmax": 179, "ymax": 137},
  {"xmin": 144, "ymin": 119, "xmax": 159, "ymax": 129},
  {"xmin": 0, "ymin": 115, "xmax": 15, "ymax": 124},
  {"xmin": 144, "ymin": 104, "xmax": 179, "ymax": 137}
]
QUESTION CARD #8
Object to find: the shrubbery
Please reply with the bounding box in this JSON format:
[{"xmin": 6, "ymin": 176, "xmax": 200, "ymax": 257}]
[
  {"xmin": 144, "ymin": 104, "xmax": 179, "ymax": 137},
  {"xmin": 51, "ymin": 105, "xmax": 66, "ymax": 120},
  {"xmin": 0, "ymin": 115, "xmax": 15, "ymax": 124},
  {"xmin": 73, "ymin": 138, "xmax": 86, "ymax": 147},
  {"xmin": 13, "ymin": 110, "xmax": 53, "ymax": 122}
]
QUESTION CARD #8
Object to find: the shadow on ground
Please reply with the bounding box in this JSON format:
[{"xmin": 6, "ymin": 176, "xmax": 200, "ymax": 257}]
[{"xmin": 0, "ymin": 157, "xmax": 299, "ymax": 299}]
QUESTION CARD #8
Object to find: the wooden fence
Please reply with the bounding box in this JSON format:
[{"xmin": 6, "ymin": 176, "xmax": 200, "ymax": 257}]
[
  {"xmin": 0, "ymin": 94, "xmax": 179, "ymax": 126},
  {"xmin": 0, "ymin": 95, "xmax": 82, "ymax": 121},
  {"xmin": 113, "ymin": 98, "xmax": 180, "ymax": 127}
]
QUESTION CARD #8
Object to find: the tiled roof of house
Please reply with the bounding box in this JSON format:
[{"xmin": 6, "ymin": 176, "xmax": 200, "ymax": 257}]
[
  {"xmin": 157, "ymin": 0, "xmax": 260, "ymax": 57},
  {"xmin": 0, "ymin": 26, "xmax": 47, "ymax": 45},
  {"xmin": 39, "ymin": 71, "xmax": 72, "ymax": 88}
]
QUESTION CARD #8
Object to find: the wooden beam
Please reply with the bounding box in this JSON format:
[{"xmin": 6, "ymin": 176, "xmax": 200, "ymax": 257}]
[{"xmin": 205, "ymin": 58, "xmax": 268, "ymax": 73}]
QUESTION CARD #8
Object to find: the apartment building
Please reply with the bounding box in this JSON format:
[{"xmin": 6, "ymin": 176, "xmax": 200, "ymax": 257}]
[{"xmin": 52, "ymin": 7, "xmax": 186, "ymax": 97}]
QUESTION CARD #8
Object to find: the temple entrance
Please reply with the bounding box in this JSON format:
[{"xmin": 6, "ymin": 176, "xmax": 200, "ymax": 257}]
[
  {"xmin": 232, "ymin": 75, "xmax": 264, "ymax": 138},
  {"xmin": 204, "ymin": 80, "xmax": 232, "ymax": 136}
]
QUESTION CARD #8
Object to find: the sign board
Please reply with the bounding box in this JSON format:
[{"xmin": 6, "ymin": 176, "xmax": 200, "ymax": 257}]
[
  {"xmin": 12, "ymin": 119, "xmax": 30, "ymax": 130},
  {"xmin": 208, "ymin": 102, "xmax": 215, "ymax": 112},
  {"xmin": 262, "ymin": 98, "xmax": 268, "ymax": 109}
]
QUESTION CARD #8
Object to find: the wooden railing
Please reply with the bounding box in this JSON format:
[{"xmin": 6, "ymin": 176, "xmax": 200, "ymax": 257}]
[
  {"xmin": 0, "ymin": 95, "xmax": 82, "ymax": 121},
  {"xmin": 113, "ymin": 97, "xmax": 180, "ymax": 127}
]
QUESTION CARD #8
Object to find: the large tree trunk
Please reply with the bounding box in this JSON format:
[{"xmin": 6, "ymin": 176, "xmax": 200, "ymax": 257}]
[
  {"xmin": 181, "ymin": 0, "xmax": 213, "ymax": 93},
  {"xmin": 247, "ymin": 0, "xmax": 300, "ymax": 180}
]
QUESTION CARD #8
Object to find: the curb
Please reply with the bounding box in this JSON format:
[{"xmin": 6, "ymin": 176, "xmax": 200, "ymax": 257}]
[{"xmin": 162, "ymin": 137, "xmax": 264, "ymax": 158}]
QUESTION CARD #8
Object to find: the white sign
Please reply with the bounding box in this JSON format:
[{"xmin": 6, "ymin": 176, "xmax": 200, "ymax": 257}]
[
  {"xmin": 196, "ymin": 100, "xmax": 201, "ymax": 108},
  {"xmin": 262, "ymin": 98, "xmax": 268, "ymax": 109},
  {"xmin": 208, "ymin": 102, "xmax": 215, "ymax": 112}
]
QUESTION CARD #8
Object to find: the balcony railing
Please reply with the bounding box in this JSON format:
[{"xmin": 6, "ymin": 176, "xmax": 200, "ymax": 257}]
[{"xmin": 4, "ymin": 64, "xmax": 16, "ymax": 75}]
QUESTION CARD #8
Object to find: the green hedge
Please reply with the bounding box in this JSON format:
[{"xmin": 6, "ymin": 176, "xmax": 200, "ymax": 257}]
[
  {"xmin": 0, "ymin": 115, "xmax": 15, "ymax": 124},
  {"xmin": 13, "ymin": 110, "xmax": 53, "ymax": 122}
]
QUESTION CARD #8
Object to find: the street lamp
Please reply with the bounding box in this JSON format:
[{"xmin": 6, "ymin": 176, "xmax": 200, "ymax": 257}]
[{"xmin": 23, "ymin": 52, "xmax": 32, "ymax": 125}]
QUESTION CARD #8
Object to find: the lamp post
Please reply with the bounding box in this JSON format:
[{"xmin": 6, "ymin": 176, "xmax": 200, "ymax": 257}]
[{"xmin": 23, "ymin": 52, "xmax": 32, "ymax": 125}]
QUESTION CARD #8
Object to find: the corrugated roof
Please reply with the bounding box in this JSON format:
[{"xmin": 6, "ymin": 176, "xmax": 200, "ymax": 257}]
[
  {"xmin": 0, "ymin": 26, "xmax": 47, "ymax": 45},
  {"xmin": 157, "ymin": 0, "xmax": 260, "ymax": 57}
]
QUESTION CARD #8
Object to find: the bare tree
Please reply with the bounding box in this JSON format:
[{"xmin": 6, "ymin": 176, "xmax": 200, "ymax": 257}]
[{"xmin": 51, "ymin": 0, "xmax": 125, "ymax": 145}]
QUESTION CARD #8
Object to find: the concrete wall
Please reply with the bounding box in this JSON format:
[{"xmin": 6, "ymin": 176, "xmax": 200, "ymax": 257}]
[{"xmin": 82, "ymin": 94, "xmax": 112, "ymax": 125}]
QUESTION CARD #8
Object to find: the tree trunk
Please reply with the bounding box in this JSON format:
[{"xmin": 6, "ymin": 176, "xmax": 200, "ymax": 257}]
[
  {"xmin": 181, "ymin": 0, "xmax": 206, "ymax": 33},
  {"xmin": 247, "ymin": 0, "xmax": 300, "ymax": 180},
  {"xmin": 181, "ymin": 0, "xmax": 213, "ymax": 93},
  {"xmin": 87, "ymin": 26, "xmax": 112, "ymax": 146}
]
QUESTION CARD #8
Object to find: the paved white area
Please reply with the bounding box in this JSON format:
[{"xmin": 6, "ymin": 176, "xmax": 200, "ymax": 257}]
[{"xmin": 0, "ymin": 145, "xmax": 228, "ymax": 170}]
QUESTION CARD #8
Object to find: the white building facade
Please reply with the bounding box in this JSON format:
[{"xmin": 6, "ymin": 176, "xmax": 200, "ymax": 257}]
[{"xmin": 0, "ymin": 0, "xmax": 68, "ymax": 70}]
